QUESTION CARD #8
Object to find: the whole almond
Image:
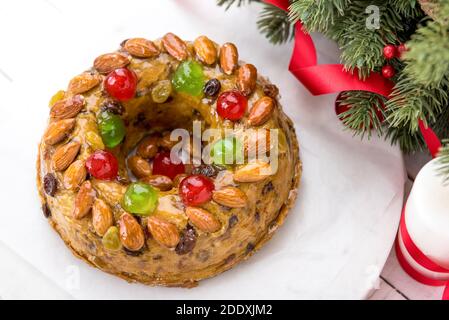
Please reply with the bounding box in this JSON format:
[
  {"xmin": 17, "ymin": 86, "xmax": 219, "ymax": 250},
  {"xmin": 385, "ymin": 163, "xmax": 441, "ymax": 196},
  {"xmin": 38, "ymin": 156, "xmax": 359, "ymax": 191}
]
[
  {"xmin": 52, "ymin": 141, "xmax": 81, "ymax": 171},
  {"xmin": 234, "ymin": 160, "xmax": 273, "ymax": 183},
  {"xmin": 141, "ymin": 175, "xmax": 173, "ymax": 191},
  {"xmin": 158, "ymin": 132, "xmax": 180, "ymax": 150},
  {"xmin": 162, "ymin": 33, "xmax": 188, "ymax": 61},
  {"xmin": 73, "ymin": 181, "xmax": 96, "ymax": 219},
  {"xmin": 92, "ymin": 199, "xmax": 113, "ymax": 236},
  {"xmin": 244, "ymin": 128, "xmax": 271, "ymax": 158},
  {"xmin": 219, "ymin": 43, "xmax": 238, "ymax": 75},
  {"xmin": 43, "ymin": 119, "xmax": 76, "ymax": 145},
  {"xmin": 124, "ymin": 38, "xmax": 160, "ymax": 58},
  {"xmin": 212, "ymin": 187, "xmax": 248, "ymax": 208},
  {"xmin": 68, "ymin": 72, "xmax": 101, "ymax": 95},
  {"xmin": 50, "ymin": 95, "xmax": 85, "ymax": 120},
  {"xmin": 63, "ymin": 160, "xmax": 86, "ymax": 190},
  {"xmin": 237, "ymin": 64, "xmax": 257, "ymax": 96},
  {"xmin": 118, "ymin": 213, "xmax": 145, "ymax": 251},
  {"xmin": 128, "ymin": 155, "xmax": 152, "ymax": 178},
  {"xmin": 185, "ymin": 207, "xmax": 221, "ymax": 233},
  {"xmin": 248, "ymin": 96, "xmax": 275, "ymax": 126},
  {"xmin": 136, "ymin": 135, "xmax": 159, "ymax": 159},
  {"xmin": 94, "ymin": 53, "xmax": 130, "ymax": 74},
  {"xmin": 147, "ymin": 216, "xmax": 180, "ymax": 248},
  {"xmin": 193, "ymin": 36, "xmax": 217, "ymax": 65}
]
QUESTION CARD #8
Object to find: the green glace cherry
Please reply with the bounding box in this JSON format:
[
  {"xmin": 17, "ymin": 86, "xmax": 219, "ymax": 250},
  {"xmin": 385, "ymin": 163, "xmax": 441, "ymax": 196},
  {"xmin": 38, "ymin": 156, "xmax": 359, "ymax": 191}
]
[
  {"xmin": 172, "ymin": 61, "xmax": 205, "ymax": 96},
  {"xmin": 122, "ymin": 182, "xmax": 158, "ymax": 216},
  {"xmin": 97, "ymin": 111, "xmax": 126, "ymax": 148},
  {"xmin": 211, "ymin": 137, "xmax": 244, "ymax": 166}
]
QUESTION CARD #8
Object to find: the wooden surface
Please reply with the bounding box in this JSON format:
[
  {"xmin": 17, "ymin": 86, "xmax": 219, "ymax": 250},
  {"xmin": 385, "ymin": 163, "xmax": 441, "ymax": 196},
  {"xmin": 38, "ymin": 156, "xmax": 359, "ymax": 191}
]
[{"xmin": 368, "ymin": 152, "xmax": 444, "ymax": 300}]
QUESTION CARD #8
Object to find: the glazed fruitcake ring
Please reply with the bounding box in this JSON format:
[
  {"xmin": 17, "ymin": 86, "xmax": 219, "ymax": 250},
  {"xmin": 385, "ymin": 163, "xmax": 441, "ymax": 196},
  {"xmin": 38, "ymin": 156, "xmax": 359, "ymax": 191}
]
[{"xmin": 37, "ymin": 33, "xmax": 301, "ymax": 287}]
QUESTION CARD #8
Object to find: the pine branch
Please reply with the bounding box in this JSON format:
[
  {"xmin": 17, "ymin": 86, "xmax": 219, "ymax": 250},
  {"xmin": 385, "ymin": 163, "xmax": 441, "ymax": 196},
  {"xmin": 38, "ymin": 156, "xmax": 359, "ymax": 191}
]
[
  {"xmin": 337, "ymin": 91, "xmax": 387, "ymax": 139},
  {"xmin": 216, "ymin": 0, "xmax": 261, "ymax": 10},
  {"xmin": 257, "ymin": 4, "xmax": 294, "ymax": 44},
  {"xmin": 437, "ymin": 140, "xmax": 449, "ymax": 182}
]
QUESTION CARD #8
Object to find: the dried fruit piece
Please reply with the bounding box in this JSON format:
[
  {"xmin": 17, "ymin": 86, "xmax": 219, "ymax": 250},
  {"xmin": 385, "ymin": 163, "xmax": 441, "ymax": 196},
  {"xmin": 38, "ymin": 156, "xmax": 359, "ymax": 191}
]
[
  {"xmin": 42, "ymin": 203, "xmax": 51, "ymax": 218},
  {"xmin": 104, "ymin": 68, "xmax": 137, "ymax": 101},
  {"xmin": 212, "ymin": 187, "xmax": 248, "ymax": 208},
  {"xmin": 185, "ymin": 207, "xmax": 221, "ymax": 233},
  {"xmin": 63, "ymin": 160, "xmax": 86, "ymax": 190},
  {"xmin": 172, "ymin": 61, "xmax": 205, "ymax": 96},
  {"xmin": 191, "ymin": 164, "xmax": 224, "ymax": 178},
  {"xmin": 193, "ymin": 36, "xmax": 217, "ymax": 65},
  {"xmin": 50, "ymin": 95, "xmax": 85, "ymax": 120},
  {"xmin": 151, "ymin": 80, "xmax": 172, "ymax": 103},
  {"xmin": 43, "ymin": 173, "xmax": 57, "ymax": 197},
  {"xmin": 203, "ymin": 78, "xmax": 221, "ymax": 97},
  {"xmin": 92, "ymin": 199, "xmax": 113, "ymax": 236},
  {"xmin": 128, "ymin": 155, "xmax": 152, "ymax": 178},
  {"xmin": 219, "ymin": 43, "xmax": 238, "ymax": 75},
  {"xmin": 85, "ymin": 131, "xmax": 105, "ymax": 150},
  {"xmin": 217, "ymin": 90, "xmax": 247, "ymax": 121},
  {"xmin": 124, "ymin": 38, "xmax": 160, "ymax": 58},
  {"xmin": 118, "ymin": 213, "xmax": 145, "ymax": 251},
  {"xmin": 263, "ymin": 83, "xmax": 279, "ymax": 98},
  {"xmin": 234, "ymin": 160, "xmax": 273, "ymax": 183},
  {"xmin": 97, "ymin": 111, "xmax": 126, "ymax": 148},
  {"xmin": 86, "ymin": 150, "xmax": 119, "ymax": 180},
  {"xmin": 52, "ymin": 141, "xmax": 81, "ymax": 171},
  {"xmin": 136, "ymin": 135, "xmax": 159, "ymax": 159},
  {"xmin": 100, "ymin": 100, "xmax": 124, "ymax": 115},
  {"xmin": 237, "ymin": 64, "xmax": 257, "ymax": 96},
  {"xmin": 147, "ymin": 216, "xmax": 180, "ymax": 248},
  {"xmin": 68, "ymin": 72, "xmax": 101, "ymax": 95},
  {"xmin": 152, "ymin": 152, "xmax": 185, "ymax": 180},
  {"xmin": 94, "ymin": 53, "xmax": 130, "ymax": 74},
  {"xmin": 43, "ymin": 119, "xmax": 76, "ymax": 145},
  {"xmin": 211, "ymin": 137, "xmax": 244, "ymax": 165},
  {"xmin": 141, "ymin": 175, "xmax": 173, "ymax": 191},
  {"xmin": 248, "ymin": 96, "xmax": 275, "ymax": 126},
  {"xmin": 179, "ymin": 175, "xmax": 214, "ymax": 206},
  {"xmin": 175, "ymin": 225, "xmax": 197, "ymax": 255},
  {"xmin": 162, "ymin": 33, "xmax": 188, "ymax": 61},
  {"xmin": 48, "ymin": 90, "xmax": 65, "ymax": 107},
  {"xmin": 122, "ymin": 182, "xmax": 158, "ymax": 216},
  {"xmin": 102, "ymin": 226, "xmax": 121, "ymax": 250},
  {"xmin": 73, "ymin": 181, "xmax": 96, "ymax": 219}
]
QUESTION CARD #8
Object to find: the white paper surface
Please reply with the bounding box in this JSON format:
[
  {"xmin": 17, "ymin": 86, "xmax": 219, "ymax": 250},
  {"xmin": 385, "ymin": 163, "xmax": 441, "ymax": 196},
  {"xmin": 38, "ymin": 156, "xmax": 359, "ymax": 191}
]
[{"xmin": 0, "ymin": 0, "xmax": 405, "ymax": 299}]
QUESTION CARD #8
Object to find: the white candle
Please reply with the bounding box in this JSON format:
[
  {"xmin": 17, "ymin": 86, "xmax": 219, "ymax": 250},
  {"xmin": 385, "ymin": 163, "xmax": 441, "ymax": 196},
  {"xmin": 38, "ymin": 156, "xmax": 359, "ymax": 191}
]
[{"xmin": 405, "ymin": 159, "xmax": 449, "ymax": 269}]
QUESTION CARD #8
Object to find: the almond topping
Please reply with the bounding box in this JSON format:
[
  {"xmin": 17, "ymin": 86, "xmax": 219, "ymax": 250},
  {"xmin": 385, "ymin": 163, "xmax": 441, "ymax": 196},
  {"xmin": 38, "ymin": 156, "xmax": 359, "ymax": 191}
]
[
  {"xmin": 94, "ymin": 53, "xmax": 130, "ymax": 74},
  {"xmin": 68, "ymin": 72, "xmax": 101, "ymax": 95},
  {"xmin": 212, "ymin": 187, "xmax": 248, "ymax": 208},
  {"xmin": 237, "ymin": 64, "xmax": 257, "ymax": 96},
  {"xmin": 51, "ymin": 141, "xmax": 81, "ymax": 171},
  {"xmin": 63, "ymin": 160, "xmax": 86, "ymax": 190},
  {"xmin": 73, "ymin": 181, "xmax": 96, "ymax": 219},
  {"xmin": 92, "ymin": 199, "xmax": 113, "ymax": 236},
  {"xmin": 118, "ymin": 213, "xmax": 145, "ymax": 251},
  {"xmin": 43, "ymin": 119, "xmax": 76, "ymax": 145},
  {"xmin": 234, "ymin": 160, "xmax": 273, "ymax": 183},
  {"xmin": 185, "ymin": 207, "xmax": 221, "ymax": 233},
  {"xmin": 147, "ymin": 216, "xmax": 180, "ymax": 248},
  {"xmin": 219, "ymin": 43, "xmax": 238, "ymax": 75},
  {"xmin": 162, "ymin": 33, "xmax": 188, "ymax": 61},
  {"xmin": 124, "ymin": 38, "xmax": 160, "ymax": 58},
  {"xmin": 248, "ymin": 96, "xmax": 275, "ymax": 126},
  {"xmin": 193, "ymin": 36, "xmax": 217, "ymax": 65},
  {"xmin": 50, "ymin": 95, "xmax": 85, "ymax": 120}
]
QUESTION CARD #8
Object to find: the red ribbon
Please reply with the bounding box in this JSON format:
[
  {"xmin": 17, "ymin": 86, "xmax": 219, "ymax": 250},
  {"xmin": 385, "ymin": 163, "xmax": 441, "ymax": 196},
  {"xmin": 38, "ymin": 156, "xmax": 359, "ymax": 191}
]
[
  {"xmin": 264, "ymin": 0, "xmax": 441, "ymax": 157},
  {"xmin": 263, "ymin": 0, "xmax": 446, "ymax": 298},
  {"xmin": 396, "ymin": 207, "xmax": 449, "ymax": 299}
]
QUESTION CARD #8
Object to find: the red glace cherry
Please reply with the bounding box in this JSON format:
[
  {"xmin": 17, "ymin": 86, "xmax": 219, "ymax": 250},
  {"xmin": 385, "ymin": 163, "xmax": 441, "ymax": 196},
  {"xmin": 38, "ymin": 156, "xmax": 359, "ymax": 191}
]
[
  {"xmin": 104, "ymin": 68, "xmax": 137, "ymax": 101},
  {"xmin": 217, "ymin": 90, "xmax": 247, "ymax": 121},
  {"xmin": 179, "ymin": 175, "xmax": 215, "ymax": 206},
  {"xmin": 86, "ymin": 150, "xmax": 119, "ymax": 180},
  {"xmin": 152, "ymin": 151, "xmax": 185, "ymax": 180}
]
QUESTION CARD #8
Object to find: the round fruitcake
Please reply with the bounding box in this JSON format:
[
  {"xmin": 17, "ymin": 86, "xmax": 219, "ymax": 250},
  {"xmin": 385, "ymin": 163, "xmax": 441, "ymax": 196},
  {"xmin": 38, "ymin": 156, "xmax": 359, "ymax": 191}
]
[{"xmin": 36, "ymin": 33, "xmax": 301, "ymax": 287}]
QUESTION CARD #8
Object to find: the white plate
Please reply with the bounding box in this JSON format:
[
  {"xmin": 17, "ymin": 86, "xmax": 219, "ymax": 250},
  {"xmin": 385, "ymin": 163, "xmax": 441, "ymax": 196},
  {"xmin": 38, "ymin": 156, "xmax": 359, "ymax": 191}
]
[{"xmin": 0, "ymin": 0, "xmax": 405, "ymax": 299}]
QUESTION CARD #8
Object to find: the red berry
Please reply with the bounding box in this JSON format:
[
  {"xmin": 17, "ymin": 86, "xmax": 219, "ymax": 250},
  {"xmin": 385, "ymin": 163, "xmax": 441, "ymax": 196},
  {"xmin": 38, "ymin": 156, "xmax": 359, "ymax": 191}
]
[
  {"xmin": 86, "ymin": 150, "xmax": 119, "ymax": 180},
  {"xmin": 397, "ymin": 43, "xmax": 407, "ymax": 58},
  {"xmin": 179, "ymin": 174, "xmax": 215, "ymax": 206},
  {"xmin": 152, "ymin": 151, "xmax": 185, "ymax": 180},
  {"xmin": 383, "ymin": 44, "xmax": 397, "ymax": 60},
  {"xmin": 381, "ymin": 65, "xmax": 395, "ymax": 79},
  {"xmin": 217, "ymin": 90, "xmax": 247, "ymax": 121},
  {"xmin": 104, "ymin": 68, "xmax": 137, "ymax": 101}
]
